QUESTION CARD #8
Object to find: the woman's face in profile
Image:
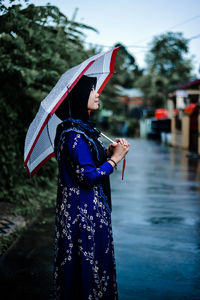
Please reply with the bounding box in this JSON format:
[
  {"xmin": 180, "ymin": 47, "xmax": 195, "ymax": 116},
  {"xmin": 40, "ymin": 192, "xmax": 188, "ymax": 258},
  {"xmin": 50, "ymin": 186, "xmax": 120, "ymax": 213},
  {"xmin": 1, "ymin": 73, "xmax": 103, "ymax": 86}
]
[{"xmin": 87, "ymin": 86, "xmax": 99, "ymax": 110}]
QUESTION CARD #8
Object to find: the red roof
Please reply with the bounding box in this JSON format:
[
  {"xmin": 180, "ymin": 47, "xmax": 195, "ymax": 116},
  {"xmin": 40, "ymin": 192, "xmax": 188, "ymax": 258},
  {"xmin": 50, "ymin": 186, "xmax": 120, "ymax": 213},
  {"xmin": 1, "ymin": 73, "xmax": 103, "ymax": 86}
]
[
  {"xmin": 176, "ymin": 79, "xmax": 200, "ymax": 90},
  {"xmin": 121, "ymin": 96, "xmax": 142, "ymax": 104}
]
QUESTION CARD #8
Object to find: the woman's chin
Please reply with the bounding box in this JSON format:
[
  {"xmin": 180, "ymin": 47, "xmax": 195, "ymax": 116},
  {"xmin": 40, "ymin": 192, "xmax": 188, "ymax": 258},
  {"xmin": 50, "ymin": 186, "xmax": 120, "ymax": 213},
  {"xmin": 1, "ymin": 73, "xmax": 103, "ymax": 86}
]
[{"xmin": 89, "ymin": 104, "xmax": 99, "ymax": 111}]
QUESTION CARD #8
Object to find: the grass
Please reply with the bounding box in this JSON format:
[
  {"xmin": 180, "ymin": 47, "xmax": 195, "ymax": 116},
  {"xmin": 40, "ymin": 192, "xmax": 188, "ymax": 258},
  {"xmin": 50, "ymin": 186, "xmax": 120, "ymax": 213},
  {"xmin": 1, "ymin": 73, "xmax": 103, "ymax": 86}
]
[
  {"xmin": 0, "ymin": 172, "xmax": 57, "ymax": 255},
  {"xmin": 0, "ymin": 227, "xmax": 26, "ymax": 255}
]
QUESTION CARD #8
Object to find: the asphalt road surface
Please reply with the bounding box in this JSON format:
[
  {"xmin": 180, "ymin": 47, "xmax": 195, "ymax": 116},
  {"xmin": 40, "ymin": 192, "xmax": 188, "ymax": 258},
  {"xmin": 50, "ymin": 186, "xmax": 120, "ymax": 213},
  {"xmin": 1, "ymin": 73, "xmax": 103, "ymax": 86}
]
[{"xmin": 1, "ymin": 138, "xmax": 200, "ymax": 300}]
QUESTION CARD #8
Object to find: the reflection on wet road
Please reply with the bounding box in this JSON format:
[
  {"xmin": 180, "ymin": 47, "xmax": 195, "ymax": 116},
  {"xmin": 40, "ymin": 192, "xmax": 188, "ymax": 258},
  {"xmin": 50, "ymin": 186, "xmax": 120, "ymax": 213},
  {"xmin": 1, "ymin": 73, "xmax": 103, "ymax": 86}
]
[{"xmin": 111, "ymin": 138, "xmax": 200, "ymax": 300}]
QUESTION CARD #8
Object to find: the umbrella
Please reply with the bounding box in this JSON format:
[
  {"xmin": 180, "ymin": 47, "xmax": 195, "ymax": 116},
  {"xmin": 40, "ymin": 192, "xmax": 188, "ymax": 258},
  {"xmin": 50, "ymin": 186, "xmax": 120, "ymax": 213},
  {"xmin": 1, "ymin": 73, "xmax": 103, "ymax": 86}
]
[{"xmin": 24, "ymin": 47, "xmax": 119, "ymax": 177}]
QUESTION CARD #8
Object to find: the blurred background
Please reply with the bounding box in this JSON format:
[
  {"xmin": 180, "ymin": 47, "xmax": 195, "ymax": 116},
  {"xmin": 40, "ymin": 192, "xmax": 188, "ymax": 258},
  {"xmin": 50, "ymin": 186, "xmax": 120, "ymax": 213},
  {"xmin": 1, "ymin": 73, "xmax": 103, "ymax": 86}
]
[{"xmin": 0, "ymin": 0, "xmax": 200, "ymax": 299}]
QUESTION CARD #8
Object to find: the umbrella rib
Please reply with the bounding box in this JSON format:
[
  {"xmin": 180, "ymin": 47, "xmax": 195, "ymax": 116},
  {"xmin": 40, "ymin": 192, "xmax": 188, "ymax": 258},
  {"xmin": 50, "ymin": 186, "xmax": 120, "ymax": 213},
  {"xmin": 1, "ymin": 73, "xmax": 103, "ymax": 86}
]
[
  {"xmin": 86, "ymin": 72, "xmax": 115, "ymax": 76},
  {"xmin": 47, "ymin": 119, "xmax": 54, "ymax": 151}
]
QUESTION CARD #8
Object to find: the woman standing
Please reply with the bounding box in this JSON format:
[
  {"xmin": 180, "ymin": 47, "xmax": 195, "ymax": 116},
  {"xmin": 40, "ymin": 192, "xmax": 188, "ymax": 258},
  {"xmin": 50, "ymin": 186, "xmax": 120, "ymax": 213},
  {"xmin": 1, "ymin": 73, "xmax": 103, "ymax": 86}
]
[{"xmin": 54, "ymin": 75, "xmax": 129, "ymax": 300}]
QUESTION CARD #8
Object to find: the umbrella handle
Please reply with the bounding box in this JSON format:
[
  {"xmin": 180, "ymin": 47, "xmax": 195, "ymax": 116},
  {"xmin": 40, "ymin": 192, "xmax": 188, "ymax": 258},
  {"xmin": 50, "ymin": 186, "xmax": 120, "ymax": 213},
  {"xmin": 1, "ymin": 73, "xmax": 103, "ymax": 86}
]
[
  {"xmin": 122, "ymin": 157, "xmax": 126, "ymax": 180},
  {"xmin": 97, "ymin": 129, "xmax": 127, "ymax": 179}
]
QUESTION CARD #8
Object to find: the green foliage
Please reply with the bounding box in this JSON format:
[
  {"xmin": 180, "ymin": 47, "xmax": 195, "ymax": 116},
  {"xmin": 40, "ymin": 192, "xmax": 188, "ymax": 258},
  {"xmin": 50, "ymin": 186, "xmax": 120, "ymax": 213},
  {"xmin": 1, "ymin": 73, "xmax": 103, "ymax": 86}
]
[
  {"xmin": 10, "ymin": 167, "xmax": 57, "ymax": 217},
  {"xmin": 0, "ymin": 227, "xmax": 26, "ymax": 255},
  {"xmin": 0, "ymin": 2, "xmax": 141, "ymax": 210},
  {"xmin": 136, "ymin": 73, "xmax": 168, "ymax": 108},
  {"xmin": 137, "ymin": 32, "xmax": 194, "ymax": 108},
  {"xmin": 113, "ymin": 43, "xmax": 143, "ymax": 88},
  {"xmin": 0, "ymin": 2, "xmax": 96, "ymax": 203},
  {"xmin": 107, "ymin": 115, "xmax": 139, "ymax": 137}
]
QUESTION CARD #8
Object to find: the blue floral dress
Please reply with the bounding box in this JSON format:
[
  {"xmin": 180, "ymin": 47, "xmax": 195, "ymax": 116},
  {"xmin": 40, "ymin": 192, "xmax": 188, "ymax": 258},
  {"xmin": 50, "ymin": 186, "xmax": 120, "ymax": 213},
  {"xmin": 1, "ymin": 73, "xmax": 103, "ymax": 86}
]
[{"xmin": 54, "ymin": 118, "xmax": 118, "ymax": 300}]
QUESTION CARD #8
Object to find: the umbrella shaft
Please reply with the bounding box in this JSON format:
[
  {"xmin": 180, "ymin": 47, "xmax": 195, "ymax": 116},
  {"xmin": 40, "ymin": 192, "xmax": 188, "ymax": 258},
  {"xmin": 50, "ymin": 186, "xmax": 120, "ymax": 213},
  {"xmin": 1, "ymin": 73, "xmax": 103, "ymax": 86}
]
[{"xmin": 100, "ymin": 132, "xmax": 114, "ymax": 143}]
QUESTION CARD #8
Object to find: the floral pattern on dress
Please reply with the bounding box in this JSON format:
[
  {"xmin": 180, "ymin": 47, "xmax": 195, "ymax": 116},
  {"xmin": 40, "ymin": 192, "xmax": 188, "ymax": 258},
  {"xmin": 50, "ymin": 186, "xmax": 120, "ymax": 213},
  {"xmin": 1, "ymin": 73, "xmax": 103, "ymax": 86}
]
[{"xmin": 54, "ymin": 123, "xmax": 118, "ymax": 300}]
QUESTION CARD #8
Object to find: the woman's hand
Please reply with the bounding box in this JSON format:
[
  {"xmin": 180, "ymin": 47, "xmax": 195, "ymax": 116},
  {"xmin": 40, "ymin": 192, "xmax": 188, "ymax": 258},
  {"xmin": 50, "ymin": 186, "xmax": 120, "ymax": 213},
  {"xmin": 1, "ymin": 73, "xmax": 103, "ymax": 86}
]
[
  {"xmin": 107, "ymin": 138, "xmax": 130, "ymax": 156},
  {"xmin": 107, "ymin": 138, "xmax": 130, "ymax": 167}
]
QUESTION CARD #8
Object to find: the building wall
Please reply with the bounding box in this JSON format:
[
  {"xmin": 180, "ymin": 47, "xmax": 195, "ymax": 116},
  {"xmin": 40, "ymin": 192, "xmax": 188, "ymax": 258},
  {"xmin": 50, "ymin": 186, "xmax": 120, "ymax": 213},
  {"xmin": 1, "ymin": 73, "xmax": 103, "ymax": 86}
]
[
  {"xmin": 198, "ymin": 114, "xmax": 200, "ymax": 156},
  {"xmin": 171, "ymin": 115, "xmax": 189, "ymax": 149}
]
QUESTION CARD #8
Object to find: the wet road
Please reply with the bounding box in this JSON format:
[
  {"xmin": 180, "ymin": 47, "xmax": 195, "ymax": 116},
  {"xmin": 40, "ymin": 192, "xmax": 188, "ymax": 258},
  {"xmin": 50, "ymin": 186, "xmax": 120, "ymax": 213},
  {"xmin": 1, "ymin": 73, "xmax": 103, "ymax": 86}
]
[
  {"xmin": 111, "ymin": 138, "xmax": 200, "ymax": 300},
  {"xmin": 1, "ymin": 138, "xmax": 200, "ymax": 299}
]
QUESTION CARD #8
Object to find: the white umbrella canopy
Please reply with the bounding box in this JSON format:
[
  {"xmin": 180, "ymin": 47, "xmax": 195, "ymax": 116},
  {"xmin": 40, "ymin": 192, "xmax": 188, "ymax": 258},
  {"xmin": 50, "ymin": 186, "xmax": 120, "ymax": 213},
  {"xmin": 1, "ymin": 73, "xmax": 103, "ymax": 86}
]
[{"xmin": 24, "ymin": 47, "xmax": 119, "ymax": 177}]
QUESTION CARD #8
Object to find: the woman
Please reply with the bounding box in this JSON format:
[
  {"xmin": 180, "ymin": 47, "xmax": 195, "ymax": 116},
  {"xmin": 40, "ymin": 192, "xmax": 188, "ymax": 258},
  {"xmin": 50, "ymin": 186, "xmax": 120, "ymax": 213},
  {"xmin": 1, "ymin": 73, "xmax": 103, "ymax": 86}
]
[{"xmin": 54, "ymin": 75, "xmax": 129, "ymax": 300}]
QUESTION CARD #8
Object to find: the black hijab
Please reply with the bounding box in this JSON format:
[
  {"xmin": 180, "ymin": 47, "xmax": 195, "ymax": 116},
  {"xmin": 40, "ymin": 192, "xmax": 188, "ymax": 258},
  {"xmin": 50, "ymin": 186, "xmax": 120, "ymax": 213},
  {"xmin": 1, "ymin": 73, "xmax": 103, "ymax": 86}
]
[{"xmin": 55, "ymin": 75, "xmax": 97, "ymax": 121}]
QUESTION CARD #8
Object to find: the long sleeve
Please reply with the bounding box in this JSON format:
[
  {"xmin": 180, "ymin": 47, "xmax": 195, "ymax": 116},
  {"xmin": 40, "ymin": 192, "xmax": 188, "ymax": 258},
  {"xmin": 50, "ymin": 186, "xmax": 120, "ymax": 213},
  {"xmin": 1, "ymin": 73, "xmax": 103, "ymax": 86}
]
[{"xmin": 65, "ymin": 131, "xmax": 113, "ymax": 187}]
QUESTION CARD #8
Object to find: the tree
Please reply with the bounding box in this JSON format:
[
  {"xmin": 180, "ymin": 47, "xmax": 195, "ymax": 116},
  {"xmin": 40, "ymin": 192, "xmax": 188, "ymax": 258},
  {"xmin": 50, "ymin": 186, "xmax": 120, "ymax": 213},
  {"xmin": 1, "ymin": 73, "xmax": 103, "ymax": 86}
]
[
  {"xmin": 100, "ymin": 43, "xmax": 143, "ymax": 114},
  {"xmin": 0, "ymin": 2, "xmax": 96, "ymax": 202},
  {"xmin": 137, "ymin": 32, "xmax": 194, "ymax": 108},
  {"xmin": 113, "ymin": 43, "xmax": 143, "ymax": 88}
]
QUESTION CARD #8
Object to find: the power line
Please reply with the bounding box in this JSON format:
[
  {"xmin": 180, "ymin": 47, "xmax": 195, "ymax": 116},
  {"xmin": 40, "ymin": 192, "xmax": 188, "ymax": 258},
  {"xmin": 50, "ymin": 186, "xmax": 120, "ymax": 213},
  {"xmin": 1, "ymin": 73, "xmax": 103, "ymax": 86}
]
[
  {"xmin": 134, "ymin": 14, "xmax": 200, "ymax": 45},
  {"xmin": 83, "ymin": 41, "xmax": 148, "ymax": 49},
  {"xmin": 84, "ymin": 14, "xmax": 200, "ymax": 51},
  {"xmin": 84, "ymin": 31, "xmax": 200, "ymax": 54},
  {"xmin": 124, "ymin": 45, "xmax": 148, "ymax": 49},
  {"xmin": 189, "ymin": 33, "xmax": 200, "ymax": 40},
  {"xmin": 168, "ymin": 14, "xmax": 200, "ymax": 30}
]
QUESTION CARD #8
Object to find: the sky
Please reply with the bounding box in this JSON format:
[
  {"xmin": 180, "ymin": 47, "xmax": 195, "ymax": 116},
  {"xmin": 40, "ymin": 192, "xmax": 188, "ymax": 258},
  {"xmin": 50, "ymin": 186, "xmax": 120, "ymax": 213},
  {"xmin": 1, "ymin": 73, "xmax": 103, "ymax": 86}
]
[{"xmin": 5, "ymin": 0, "xmax": 200, "ymax": 75}]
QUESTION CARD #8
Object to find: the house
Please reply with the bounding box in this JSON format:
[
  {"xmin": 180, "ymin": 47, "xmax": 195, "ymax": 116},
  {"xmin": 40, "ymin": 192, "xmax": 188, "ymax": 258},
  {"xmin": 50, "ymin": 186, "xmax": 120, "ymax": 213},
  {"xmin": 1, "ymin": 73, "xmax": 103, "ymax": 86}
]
[
  {"xmin": 168, "ymin": 79, "xmax": 200, "ymax": 111},
  {"xmin": 168, "ymin": 79, "xmax": 200, "ymax": 155},
  {"xmin": 117, "ymin": 87, "xmax": 144, "ymax": 118}
]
